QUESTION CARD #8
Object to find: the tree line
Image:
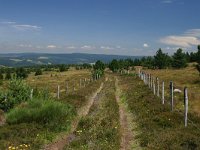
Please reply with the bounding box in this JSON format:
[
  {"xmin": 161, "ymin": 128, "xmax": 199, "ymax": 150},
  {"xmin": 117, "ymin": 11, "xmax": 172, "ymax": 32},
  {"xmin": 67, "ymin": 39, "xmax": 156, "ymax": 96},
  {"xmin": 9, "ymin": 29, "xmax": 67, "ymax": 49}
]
[
  {"xmin": 0, "ymin": 45, "xmax": 200, "ymax": 82},
  {"xmin": 108, "ymin": 45, "xmax": 200, "ymax": 75}
]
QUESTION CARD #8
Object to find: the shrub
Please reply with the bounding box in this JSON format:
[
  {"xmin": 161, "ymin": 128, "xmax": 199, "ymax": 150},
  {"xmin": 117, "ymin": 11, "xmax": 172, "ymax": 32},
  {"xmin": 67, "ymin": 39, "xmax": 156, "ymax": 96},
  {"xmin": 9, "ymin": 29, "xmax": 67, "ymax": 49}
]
[
  {"xmin": 6, "ymin": 98, "xmax": 76, "ymax": 131},
  {"xmin": 16, "ymin": 67, "xmax": 28, "ymax": 79},
  {"xmin": 0, "ymin": 79, "xmax": 31, "ymax": 112},
  {"xmin": 35, "ymin": 69, "xmax": 42, "ymax": 76}
]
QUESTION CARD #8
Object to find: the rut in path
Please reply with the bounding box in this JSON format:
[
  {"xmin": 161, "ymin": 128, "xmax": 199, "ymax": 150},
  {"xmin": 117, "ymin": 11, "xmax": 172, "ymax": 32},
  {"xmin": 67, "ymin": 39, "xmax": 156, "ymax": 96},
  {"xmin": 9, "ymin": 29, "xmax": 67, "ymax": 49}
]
[
  {"xmin": 115, "ymin": 78, "xmax": 141, "ymax": 150},
  {"xmin": 44, "ymin": 82, "xmax": 104, "ymax": 150}
]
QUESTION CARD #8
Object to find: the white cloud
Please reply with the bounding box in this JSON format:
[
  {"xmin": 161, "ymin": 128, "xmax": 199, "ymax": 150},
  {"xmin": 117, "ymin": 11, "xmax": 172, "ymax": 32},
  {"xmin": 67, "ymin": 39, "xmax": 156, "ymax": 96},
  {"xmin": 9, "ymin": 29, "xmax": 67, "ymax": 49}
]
[
  {"xmin": 0, "ymin": 21, "xmax": 41, "ymax": 31},
  {"xmin": 12, "ymin": 24, "xmax": 41, "ymax": 31},
  {"xmin": 67, "ymin": 46, "xmax": 76, "ymax": 49},
  {"xmin": 100, "ymin": 46, "xmax": 114, "ymax": 50},
  {"xmin": 143, "ymin": 43, "xmax": 149, "ymax": 48},
  {"xmin": 47, "ymin": 45, "xmax": 57, "ymax": 49},
  {"xmin": 19, "ymin": 44, "xmax": 32, "ymax": 48},
  {"xmin": 1, "ymin": 21, "xmax": 16, "ymax": 24},
  {"xmin": 184, "ymin": 29, "xmax": 200, "ymax": 37},
  {"xmin": 160, "ymin": 29, "xmax": 200, "ymax": 48},
  {"xmin": 160, "ymin": 35, "xmax": 200, "ymax": 47},
  {"xmin": 81, "ymin": 45, "xmax": 95, "ymax": 50}
]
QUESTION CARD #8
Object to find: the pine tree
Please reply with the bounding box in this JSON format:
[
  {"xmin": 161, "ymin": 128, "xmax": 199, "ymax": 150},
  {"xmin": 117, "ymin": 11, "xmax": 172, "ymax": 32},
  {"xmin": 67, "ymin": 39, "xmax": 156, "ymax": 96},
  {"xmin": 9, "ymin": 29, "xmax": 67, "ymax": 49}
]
[
  {"xmin": 93, "ymin": 60, "xmax": 105, "ymax": 71},
  {"xmin": 109, "ymin": 59, "xmax": 119, "ymax": 72},
  {"xmin": 172, "ymin": 48, "xmax": 187, "ymax": 68},
  {"xmin": 154, "ymin": 48, "xmax": 170, "ymax": 69}
]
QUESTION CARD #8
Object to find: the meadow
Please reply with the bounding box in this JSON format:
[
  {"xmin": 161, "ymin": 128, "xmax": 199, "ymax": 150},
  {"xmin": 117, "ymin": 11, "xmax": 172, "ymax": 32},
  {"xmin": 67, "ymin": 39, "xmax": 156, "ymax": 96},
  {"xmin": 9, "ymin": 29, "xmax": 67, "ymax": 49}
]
[
  {"xmin": 0, "ymin": 68, "xmax": 103, "ymax": 149},
  {"xmin": 137, "ymin": 64, "xmax": 200, "ymax": 115},
  {"xmin": 0, "ymin": 66, "xmax": 200, "ymax": 150}
]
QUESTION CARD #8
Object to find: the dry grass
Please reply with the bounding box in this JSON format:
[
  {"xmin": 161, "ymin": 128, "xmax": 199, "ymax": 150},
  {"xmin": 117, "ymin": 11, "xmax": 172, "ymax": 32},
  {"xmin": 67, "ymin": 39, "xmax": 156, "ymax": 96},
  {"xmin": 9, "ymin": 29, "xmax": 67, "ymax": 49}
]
[
  {"xmin": 26, "ymin": 69, "xmax": 92, "ymax": 96},
  {"xmin": 136, "ymin": 64, "xmax": 200, "ymax": 115}
]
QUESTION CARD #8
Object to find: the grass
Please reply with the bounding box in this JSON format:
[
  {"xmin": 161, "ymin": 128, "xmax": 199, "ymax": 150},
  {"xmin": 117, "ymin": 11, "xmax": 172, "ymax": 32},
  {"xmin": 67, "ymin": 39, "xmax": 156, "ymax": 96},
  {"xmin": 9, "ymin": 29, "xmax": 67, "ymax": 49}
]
[
  {"xmin": 0, "ymin": 69, "xmax": 103, "ymax": 149},
  {"xmin": 0, "ymin": 98, "xmax": 76, "ymax": 150},
  {"xmin": 26, "ymin": 69, "xmax": 92, "ymax": 95},
  {"xmin": 135, "ymin": 64, "xmax": 200, "ymax": 115},
  {"xmin": 65, "ymin": 78, "xmax": 121, "ymax": 150},
  {"xmin": 118, "ymin": 75, "xmax": 200, "ymax": 149}
]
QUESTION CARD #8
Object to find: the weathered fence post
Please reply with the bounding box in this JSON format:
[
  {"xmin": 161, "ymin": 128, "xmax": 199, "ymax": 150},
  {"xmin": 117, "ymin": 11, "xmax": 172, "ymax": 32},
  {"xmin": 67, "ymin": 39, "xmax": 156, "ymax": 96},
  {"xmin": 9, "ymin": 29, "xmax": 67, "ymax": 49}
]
[
  {"xmin": 148, "ymin": 74, "xmax": 151, "ymax": 89},
  {"xmin": 151, "ymin": 75, "xmax": 153, "ymax": 90},
  {"xmin": 184, "ymin": 87, "xmax": 188, "ymax": 127},
  {"xmin": 162, "ymin": 81, "xmax": 165, "ymax": 104},
  {"xmin": 30, "ymin": 89, "xmax": 33, "ymax": 100},
  {"xmin": 170, "ymin": 81, "xmax": 174, "ymax": 111},
  {"xmin": 144, "ymin": 73, "xmax": 147, "ymax": 84},
  {"xmin": 157, "ymin": 77, "xmax": 160, "ymax": 97},
  {"xmin": 57, "ymin": 85, "xmax": 60, "ymax": 99}
]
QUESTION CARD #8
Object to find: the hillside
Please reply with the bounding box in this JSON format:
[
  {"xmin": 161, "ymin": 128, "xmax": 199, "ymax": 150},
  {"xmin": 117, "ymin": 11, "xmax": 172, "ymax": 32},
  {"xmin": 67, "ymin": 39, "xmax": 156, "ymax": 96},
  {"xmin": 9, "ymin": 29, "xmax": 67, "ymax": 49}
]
[{"xmin": 0, "ymin": 53, "xmax": 142, "ymax": 67}]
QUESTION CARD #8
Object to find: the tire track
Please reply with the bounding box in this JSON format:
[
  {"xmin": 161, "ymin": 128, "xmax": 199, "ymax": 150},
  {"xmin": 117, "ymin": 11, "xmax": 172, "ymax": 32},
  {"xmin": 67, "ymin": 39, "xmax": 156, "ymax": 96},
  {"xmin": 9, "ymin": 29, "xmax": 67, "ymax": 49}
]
[
  {"xmin": 115, "ymin": 77, "xmax": 141, "ymax": 150},
  {"xmin": 44, "ymin": 82, "xmax": 104, "ymax": 150}
]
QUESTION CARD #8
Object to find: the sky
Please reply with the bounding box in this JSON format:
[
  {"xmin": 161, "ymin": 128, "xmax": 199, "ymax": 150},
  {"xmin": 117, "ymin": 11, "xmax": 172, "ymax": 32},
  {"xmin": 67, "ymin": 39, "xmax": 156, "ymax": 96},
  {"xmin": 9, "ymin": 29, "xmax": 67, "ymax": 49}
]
[{"xmin": 0, "ymin": 0, "xmax": 200, "ymax": 55}]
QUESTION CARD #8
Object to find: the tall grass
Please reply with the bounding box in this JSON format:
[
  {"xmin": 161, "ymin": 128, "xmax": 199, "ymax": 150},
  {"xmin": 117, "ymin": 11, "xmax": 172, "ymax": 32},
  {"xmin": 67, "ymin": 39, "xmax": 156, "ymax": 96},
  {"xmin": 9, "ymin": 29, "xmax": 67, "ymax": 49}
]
[{"xmin": 6, "ymin": 98, "xmax": 76, "ymax": 131}]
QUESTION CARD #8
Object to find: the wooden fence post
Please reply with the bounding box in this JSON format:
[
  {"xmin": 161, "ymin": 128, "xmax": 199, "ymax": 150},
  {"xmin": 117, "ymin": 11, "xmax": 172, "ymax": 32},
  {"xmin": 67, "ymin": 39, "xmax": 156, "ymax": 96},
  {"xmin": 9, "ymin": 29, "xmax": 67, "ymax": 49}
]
[
  {"xmin": 148, "ymin": 74, "xmax": 151, "ymax": 88},
  {"xmin": 184, "ymin": 87, "xmax": 188, "ymax": 127},
  {"xmin": 153, "ymin": 79, "xmax": 156, "ymax": 95},
  {"xmin": 57, "ymin": 85, "xmax": 60, "ymax": 99},
  {"xmin": 157, "ymin": 77, "xmax": 160, "ymax": 97},
  {"xmin": 30, "ymin": 89, "xmax": 33, "ymax": 100},
  {"xmin": 144, "ymin": 73, "xmax": 147, "ymax": 84},
  {"xmin": 162, "ymin": 81, "xmax": 165, "ymax": 104},
  {"xmin": 170, "ymin": 81, "xmax": 174, "ymax": 111}
]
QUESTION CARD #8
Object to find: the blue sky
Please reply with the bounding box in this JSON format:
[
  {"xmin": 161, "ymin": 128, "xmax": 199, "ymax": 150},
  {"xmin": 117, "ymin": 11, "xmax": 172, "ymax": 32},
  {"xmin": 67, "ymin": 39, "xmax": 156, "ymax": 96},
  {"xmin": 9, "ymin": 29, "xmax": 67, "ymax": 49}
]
[{"xmin": 0, "ymin": 0, "xmax": 200, "ymax": 55}]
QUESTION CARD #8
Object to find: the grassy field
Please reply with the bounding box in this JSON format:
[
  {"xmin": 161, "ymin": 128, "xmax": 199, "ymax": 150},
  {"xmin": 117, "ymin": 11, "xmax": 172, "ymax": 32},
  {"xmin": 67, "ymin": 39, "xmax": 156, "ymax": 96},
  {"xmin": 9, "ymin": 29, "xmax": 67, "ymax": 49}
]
[
  {"xmin": 118, "ymin": 74, "xmax": 200, "ymax": 149},
  {"xmin": 65, "ymin": 77, "xmax": 121, "ymax": 150},
  {"xmin": 0, "ymin": 68, "xmax": 200, "ymax": 149},
  {"xmin": 0, "ymin": 69, "xmax": 104, "ymax": 150},
  {"xmin": 136, "ymin": 64, "xmax": 200, "ymax": 115},
  {"xmin": 26, "ymin": 69, "xmax": 92, "ymax": 96}
]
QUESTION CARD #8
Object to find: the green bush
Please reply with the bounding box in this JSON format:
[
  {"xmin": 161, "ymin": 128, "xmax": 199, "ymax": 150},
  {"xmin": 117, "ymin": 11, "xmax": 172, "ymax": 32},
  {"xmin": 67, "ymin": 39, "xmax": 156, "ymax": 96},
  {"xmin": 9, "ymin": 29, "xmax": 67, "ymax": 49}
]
[
  {"xmin": 0, "ymin": 79, "xmax": 31, "ymax": 112},
  {"xmin": 6, "ymin": 98, "xmax": 76, "ymax": 131},
  {"xmin": 35, "ymin": 69, "xmax": 42, "ymax": 76}
]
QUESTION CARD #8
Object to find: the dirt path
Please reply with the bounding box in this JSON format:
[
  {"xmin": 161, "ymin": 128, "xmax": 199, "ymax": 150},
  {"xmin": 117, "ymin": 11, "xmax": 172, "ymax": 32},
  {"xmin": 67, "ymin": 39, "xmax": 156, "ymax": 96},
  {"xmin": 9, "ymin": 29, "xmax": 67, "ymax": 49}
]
[
  {"xmin": 115, "ymin": 78, "xmax": 141, "ymax": 150},
  {"xmin": 44, "ymin": 82, "xmax": 104, "ymax": 150}
]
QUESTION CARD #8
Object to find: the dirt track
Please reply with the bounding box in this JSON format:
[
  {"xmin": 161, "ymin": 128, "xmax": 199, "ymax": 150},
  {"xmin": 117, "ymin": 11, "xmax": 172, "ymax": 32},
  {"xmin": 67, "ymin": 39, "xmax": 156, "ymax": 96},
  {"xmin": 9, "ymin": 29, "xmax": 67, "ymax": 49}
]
[{"xmin": 44, "ymin": 82, "xmax": 104, "ymax": 150}]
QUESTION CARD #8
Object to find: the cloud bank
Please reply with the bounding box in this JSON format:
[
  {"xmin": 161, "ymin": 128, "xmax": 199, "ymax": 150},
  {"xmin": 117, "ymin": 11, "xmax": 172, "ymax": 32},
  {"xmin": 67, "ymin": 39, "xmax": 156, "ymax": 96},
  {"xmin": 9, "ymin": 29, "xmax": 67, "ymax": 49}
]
[{"xmin": 160, "ymin": 29, "xmax": 200, "ymax": 47}]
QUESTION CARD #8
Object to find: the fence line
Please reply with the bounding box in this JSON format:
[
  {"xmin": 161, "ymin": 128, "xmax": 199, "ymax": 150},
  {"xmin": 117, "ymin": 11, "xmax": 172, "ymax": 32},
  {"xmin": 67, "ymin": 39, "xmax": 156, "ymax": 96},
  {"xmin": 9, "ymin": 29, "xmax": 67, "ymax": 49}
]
[{"xmin": 137, "ymin": 70, "xmax": 200, "ymax": 128}]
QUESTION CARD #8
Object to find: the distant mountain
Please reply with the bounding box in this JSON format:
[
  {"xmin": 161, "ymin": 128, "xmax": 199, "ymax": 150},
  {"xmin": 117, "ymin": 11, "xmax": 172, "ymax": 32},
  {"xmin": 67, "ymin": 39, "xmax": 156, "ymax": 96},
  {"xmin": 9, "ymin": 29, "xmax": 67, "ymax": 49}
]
[{"xmin": 0, "ymin": 53, "xmax": 142, "ymax": 67}]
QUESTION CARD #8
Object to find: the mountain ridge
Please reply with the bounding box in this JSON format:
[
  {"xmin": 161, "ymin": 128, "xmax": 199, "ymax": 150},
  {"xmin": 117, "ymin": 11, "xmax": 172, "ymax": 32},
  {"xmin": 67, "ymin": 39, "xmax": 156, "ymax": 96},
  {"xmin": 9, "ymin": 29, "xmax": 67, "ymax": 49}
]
[{"xmin": 0, "ymin": 53, "xmax": 142, "ymax": 67}]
